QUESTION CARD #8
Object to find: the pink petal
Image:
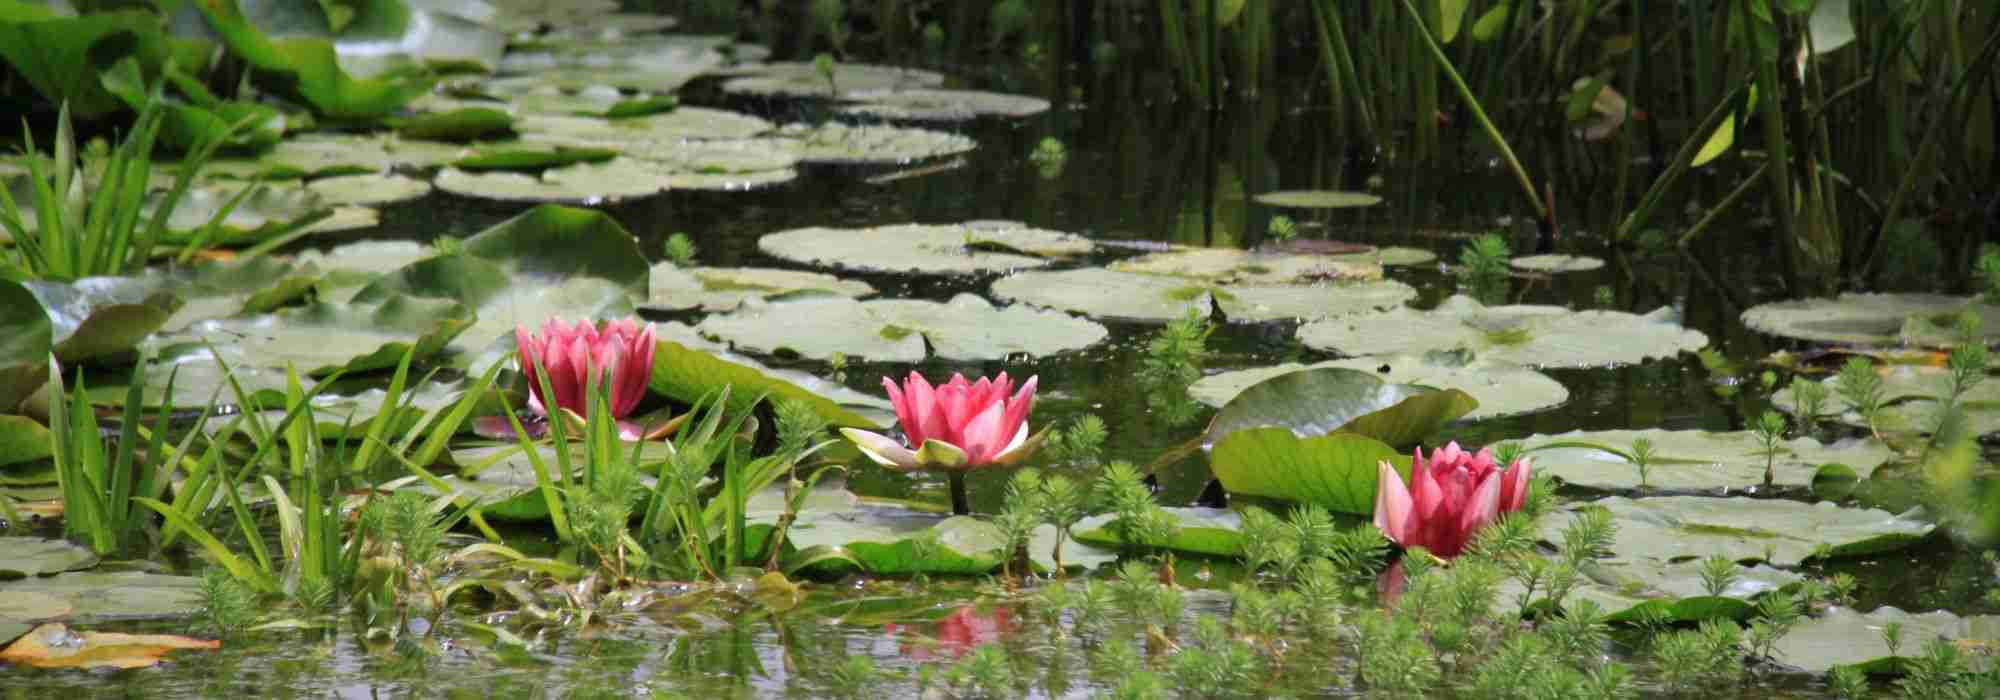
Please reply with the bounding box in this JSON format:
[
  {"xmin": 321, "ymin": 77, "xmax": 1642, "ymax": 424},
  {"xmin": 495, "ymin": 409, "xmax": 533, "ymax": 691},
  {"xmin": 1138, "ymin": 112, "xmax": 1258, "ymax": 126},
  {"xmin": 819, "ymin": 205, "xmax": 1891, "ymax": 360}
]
[
  {"xmin": 1409, "ymin": 452, "xmax": 1444, "ymax": 523},
  {"xmin": 998, "ymin": 375, "xmax": 1037, "ymax": 440},
  {"xmin": 883, "ymin": 376, "xmax": 920, "ymax": 444},
  {"xmin": 906, "ymin": 373, "xmax": 949, "ymax": 447},
  {"xmin": 957, "ymin": 399, "xmax": 1007, "ymax": 465},
  {"xmin": 616, "ymin": 322, "xmax": 656, "ymax": 417},
  {"xmin": 1450, "ymin": 472, "xmax": 1505, "ymax": 557},
  {"xmin": 1499, "ymin": 457, "xmax": 1532, "ymax": 513},
  {"xmin": 1373, "ymin": 459, "xmax": 1415, "ymax": 546}
]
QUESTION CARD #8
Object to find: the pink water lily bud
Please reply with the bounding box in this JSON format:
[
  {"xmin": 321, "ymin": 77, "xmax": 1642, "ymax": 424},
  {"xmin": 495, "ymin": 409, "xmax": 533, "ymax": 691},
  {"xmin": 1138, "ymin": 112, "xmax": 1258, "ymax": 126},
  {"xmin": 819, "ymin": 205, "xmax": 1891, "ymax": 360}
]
[
  {"xmin": 840, "ymin": 371, "xmax": 1041, "ymax": 472},
  {"xmin": 514, "ymin": 318, "xmax": 657, "ymax": 437},
  {"xmin": 1372, "ymin": 441, "xmax": 1532, "ymax": 559}
]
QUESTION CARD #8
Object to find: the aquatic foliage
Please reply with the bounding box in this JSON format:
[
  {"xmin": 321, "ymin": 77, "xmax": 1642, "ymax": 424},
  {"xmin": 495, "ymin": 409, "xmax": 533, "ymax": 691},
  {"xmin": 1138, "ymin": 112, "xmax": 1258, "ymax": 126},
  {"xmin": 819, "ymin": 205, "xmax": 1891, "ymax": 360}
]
[{"xmin": 1373, "ymin": 442, "xmax": 1531, "ymax": 558}]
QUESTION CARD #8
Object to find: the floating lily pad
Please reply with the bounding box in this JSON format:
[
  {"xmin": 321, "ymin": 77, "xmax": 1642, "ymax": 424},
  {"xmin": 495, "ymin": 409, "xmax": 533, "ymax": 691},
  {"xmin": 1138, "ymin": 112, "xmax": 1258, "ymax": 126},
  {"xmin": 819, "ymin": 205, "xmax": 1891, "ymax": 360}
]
[
  {"xmin": 720, "ymin": 62, "xmax": 945, "ymax": 99},
  {"xmin": 1191, "ymin": 353, "xmax": 1566, "ymax": 420},
  {"xmin": 514, "ymin": 107, "xmax": 774, "ymax": 144},
  {"xmin": 1775, "ymin": 364, "xmax": 2000, "ymax": 436},
  {"xmin": 294, "ymin": 240, "xmax": 437, "ymax": 277},
  {"xmin": 0, "ymin": 538, "xmax": 97, "ymax": 579},
  {"xmin": 1741, "ymin": 293, "xmax": 2000, "ymax": 348},
  {"xmin": 305, "ymin": 173, "xmax": 434, "ymax": 205},
  {"xmin": 838, "ymin": 88, "xmax": 1051, "ymax": 120},
  {"xmin": 240, "ymin": 133, "xmax": 468, "ymax": 178},
  {"xmin": 159, "ymin": 295, "xmax": 472, "ymax": 378},
  {"xmin": 990, "ymin": 268, "xmax": 1208, "ymax": 322},
  {"xmin": 1251, "ymin": 190, "xmax": 1383, "ymax": 209},
  {"xmin": 451, "ymin": 145, "xmax": 618, "ymax": 172},
  {"xmin": 435, "ymin": 159, "xmax": 667, "ymax": 202},
  {"xmin": 303, "ymin": 206, "xmax": 381, "ymax": 236},
  {"xmin": 1537, "ymin": 496, "xmax": 1934, "ymax": 566},
  {"xmin": 1510, "ymin": 254, "xmax": 1605, "ymax": 273},
  {"xmin": 1773, "ymin": 606, "xmax": 2000, "ymax": 674},
  {"xmin": 759, "ymin": 221, "xmax": 1090, "ymax": 275},
  {"xmin": 754, "ymin": 486, "xmax": 1115, "ymax": 575},
  {"xmin": 23, "ymin": 277, "xmax": 178, "ymax": 365},
  {"xmin": 697, "ymin": 293, "xmax": 1107, "ymax": 363},
  {"xmin": 0, "ymin": 592, "xmax": 71, "ymax": 627},
  {"xmin": 773, "ymin": 122, "xmax": 976, "ymax": 165},
  {"xmin": 650, "ymin": 338, "xmax": 890, "ymax": 430},
  {"xmin": 1210, "ymin": 429, "xmax": 1403, "ymax": 516},
  {"xmin": 1298, "ymin": 294, "xmax": 1709, "ymax": 369},
  {"xmin": 1498, "ymin": 558, "xmax": 1801, "ymax": 623},
  {"xmin": 426, "ymin": 441, "xmax": 672, "ymax": 521},
  {"xmin": 645, "ymin": 265, "xmax": 875, "ymax": 312},
  {"xmin": 0, "ymin": 280, "xmax": 53, "ymax": 411},
  {"xmin": 154, "ymin": 183, "xmax": 331, "ymax": 246},
  {"xmin": 496, "ymin": 35, "xmax": 744, "ymax": 93},
  {"xmin": 0, "ymin": 570, "xmax": 205, "ymax": 622},
  {"xmin": 1502, "ymin": 429, "xmax": 1893, "ymax": 492},
  {"xmin": 0, "ymin": 416, "xmax": 52, "ymax": 470},
  {"xmin": 0, "ymin": 623, "xmax": 217, "ymax": 669},
  {"xmin": 1072, "ymin": 507, "xmax": 1246, "ymax": 557},
  {"xmin": 1205, "ymin": 366, "xmax": 1479, "ymax": 450},
  {"xmin": 1110, "ymin": 247, "xmax": 1418, "ymax": 283}
]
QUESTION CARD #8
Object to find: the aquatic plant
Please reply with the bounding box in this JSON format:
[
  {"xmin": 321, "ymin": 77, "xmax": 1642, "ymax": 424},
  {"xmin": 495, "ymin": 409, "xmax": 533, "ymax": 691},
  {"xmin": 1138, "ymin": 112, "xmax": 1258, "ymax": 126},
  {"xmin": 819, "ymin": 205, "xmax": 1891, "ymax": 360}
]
[
  {"xmin": 1628, "ymin": 437, "xmax": 1656, "ymax": 489},
  {"xmin": 841, "ymin": 371, "xmax": 1043, "ymax": 515},
  {"xmin": 1752, "ymin": 410, "xmax": 1788, "ymax": 488},
  {"xmin": 1835, "ymin": 358, "xmax": 1885, "ymax": 436},
  {"xmin": 1372, "ymin": 442, "xmax": 1531, "ymax": 559},
  {"xmin": 1043, "ymin": 413, "xmax": 1107, "ymax": 464},
  {"xmin": 1979, "ymin": 249, "xmax": 2000, "ymax": 304},
  {"xmin": 515, "ymin": 318, "xmax": 658, "ymax": 440},
  {"xmin": 662, "ymin": 233, "xmax": 698, "ymax": 266}
]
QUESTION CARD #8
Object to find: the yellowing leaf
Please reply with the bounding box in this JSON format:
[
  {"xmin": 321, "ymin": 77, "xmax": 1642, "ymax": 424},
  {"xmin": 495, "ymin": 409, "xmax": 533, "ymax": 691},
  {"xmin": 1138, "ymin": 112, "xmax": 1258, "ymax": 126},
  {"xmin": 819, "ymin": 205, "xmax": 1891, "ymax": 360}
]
[
  {"xmin": 1692, "ymin": 113, "xmax": 1737, "ymax": 167},
  {"xmin": 0, "ymin": 623, "xmax": 218, "ymax": 669}
]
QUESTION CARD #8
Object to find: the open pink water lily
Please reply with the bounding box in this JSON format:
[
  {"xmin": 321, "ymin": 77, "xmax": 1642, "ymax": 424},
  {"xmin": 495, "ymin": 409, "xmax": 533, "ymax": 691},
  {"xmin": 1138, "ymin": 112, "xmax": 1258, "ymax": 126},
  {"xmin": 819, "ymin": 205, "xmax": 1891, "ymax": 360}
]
[
  {"xmin": 1372, "ymin": 442, "xmax": 1531, "ymax": 559},
  {"xmin": 840, "ymin": 371, "xmax": 1044, "ymax": 472},
  {"xmin": 513, "ymin": 318, "xmax": 657, "ymax": 439}
]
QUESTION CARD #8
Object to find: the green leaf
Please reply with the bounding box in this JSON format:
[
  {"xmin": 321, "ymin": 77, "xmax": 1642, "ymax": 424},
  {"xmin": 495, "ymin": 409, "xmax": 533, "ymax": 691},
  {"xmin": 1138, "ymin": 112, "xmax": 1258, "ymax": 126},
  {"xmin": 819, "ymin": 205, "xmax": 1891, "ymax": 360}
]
[
  {"xmin": 451, "ymin": 146, "xmax": 618, "ymax": 172},
  {"xmin": 1203, "ymin": 367, "xmax": 1476, "ymax": 449},
  {"xmin": 0, "ymin": 9, "xmax": 158, "ymax": 119},
  {"xmin": 601, "ymin": 95, "xmax": 680, "ymax": 119},
  {"xmin": 197, "ymin": 0, "xmax": 430, "ymax": 120},
  {"xmin": 1208, "ymin": 428, "xmax": 1401, "ymax": 515},
  {"xmin": 0, "ymin": 416, "xmax": 52, "ymax": 469},
  {"xmin": 1470, "ymin": 4, "xmax": 1511, "ymax": 41},
  {"xmin": 649, "ymin": 342, "xmax": 883, "ymax": 429},
  {"xmin": 390, "ymin": 107, "xmax": 514, "ymax": 142},
  {"xmin": 0, "ymin": 279, "xmax": 53, "ymax": 412}
]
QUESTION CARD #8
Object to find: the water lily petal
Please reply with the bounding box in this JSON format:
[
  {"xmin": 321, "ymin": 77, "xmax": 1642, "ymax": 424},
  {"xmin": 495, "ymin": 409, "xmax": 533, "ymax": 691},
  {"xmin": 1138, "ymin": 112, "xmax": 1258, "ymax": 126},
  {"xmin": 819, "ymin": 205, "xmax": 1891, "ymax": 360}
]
[
  {"xmin": 1500, "ymin": 457, "xmax": 1531, "ymax": 513},
  {"xmin": 841, "ymin": 428, "xmax": 923, "ymax": 470},
  {"xmin": 1374, "ymin": 459, "xmax": 1415, "ymax": 546},
  {"xmin": 999, "ymin": 375, "xmax": 1037, "ymax": 440},
  {"xmin": 915, "ymin": 438, "xmax": 969, "ymax": 469},
  {"xmin": 958, "ymin": 398, "xmax": 1008, "ymax": 464}
]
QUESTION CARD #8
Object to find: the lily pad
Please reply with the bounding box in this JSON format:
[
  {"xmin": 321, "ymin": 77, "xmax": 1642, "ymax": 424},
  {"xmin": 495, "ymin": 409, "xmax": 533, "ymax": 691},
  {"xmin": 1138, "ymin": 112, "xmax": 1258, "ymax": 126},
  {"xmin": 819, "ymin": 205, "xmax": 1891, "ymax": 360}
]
[
  {"xmin": 838, "ymin": 88, "xmax": 1052, "ymax": 120},
  {"xmin": 158, "ymin": 295, "xmax": 472, "ymax": 378},
  {"xmin": 994, "ymin": 260, "xmax": 1417, "ymax": 323},
  {"xmin": 23, "ymin": 277, "xmax": 178, "ymax": 365},
  {"xmin": 0, "ymin": 623, "xmax": 217, "ymax": 669},
  {"xmin": 651, "ymin": 341, "xmax": 887, "ymax": 429},
  {"xmin": 1073, "ymin": 507, "xmax": 1246, "ymax": 558},
  {"xmin": 334, "ymin": 5, "xmax": 507, "ymax": 78},
  {"xmin": 1190, "ymin": 353, "xmax": 1567, "ymax": 421},
  {"xmin": 0, "ymin": 538, "xmax": 97, "ymax": 579},
  {"xmin": 0, "ymin": 416, "xmax": 52, "ymax": 470},
  {"xmin": 1108, "ymin": 248, "xmax": 1387, "ymax": 283},
  {"xmin": 1773, "ymin": 606, "xmax": 2000, "ymax": 674},
  {"xmin": 720, "ymin": 61, "xmax": 945, "ymax": 99},
  {"xmin": 496, "ymin": 35, "xmax": 745, "ymax": 93},
  {"xmin": 989, "ymin": 268, "xmax": 1208, "ymax": 322},
  {"xmin": 773, "ymin": 122, "xmax": 976, "ymax": 165},
  {"xmin": 1510, "ymin": 254, "xmax": 1605, "ymax": 273},
  {"xmin": 755, "ymin": 486, "xmax": 1115, "ymax": 575},
  {"xmin": 1298, "ymin": 294, "xmax": 1709, "ymax": 369},
  {"xmin": 1741, "ymin": 293, "xmax": 2000, "ymax": 348},
  {"xmin": 759, "ymin": 221, "xmax": 1091, "ymax": 275},
  {"xmin": 294, "ymin": 240, "xmax": 437, "ymax": 277},
  {"xmin": 1775, "ymin": 364, "xmax": 2000, "ymax": 437},
  {"xmin": 513, "ymin": 107, "xmax": 774, "ymax": 145},
  {"xmin": 1537, "ymin": 496, "xmax": 1934, "ymax": 567},
  {"xmin": 1204, "ymin": 367, "xmax": 1479, "ymax": 449},
  {"xmin": 645, "ymin": 265, "xmax": 875, "ymax": 312},
  {"xmin": 1501, "ymin": 429, "xmax": 1893, "ymax": 492},
  {"xmin": 305, "ymin": 173, "xmax": 434, "ymax": 206},
  {"xmin": 426, "ymin": 442, "xmax": 672, "ymax": 521},
  {"xmin": 0, "ymin": 570, "xmax": 205, "ymax": 622},
  {"xmin": 1209, "ymin": 429, "xmax": 1402, "ymax": 516},
  {"xmin": 153, "ymin": 183, "xmax": 332, "ymax": 246},
  {"xmin": 1252, "ymin": 190, "xmax": 1383, "ymax": 209},
  {"xmin": 0, "ymin": 279, "xmax": 53, "ymax": 411},
  {"xmin": 697, "ymin": 294, "xmax": 1106, "ymax": 363},
  {"xmin": 239, "ymin": 132, "xmax": 468, "ymax": 178},
  {"xmin": 1499, "ymin": 558, "xmax": 1802, "ymax": 623}
]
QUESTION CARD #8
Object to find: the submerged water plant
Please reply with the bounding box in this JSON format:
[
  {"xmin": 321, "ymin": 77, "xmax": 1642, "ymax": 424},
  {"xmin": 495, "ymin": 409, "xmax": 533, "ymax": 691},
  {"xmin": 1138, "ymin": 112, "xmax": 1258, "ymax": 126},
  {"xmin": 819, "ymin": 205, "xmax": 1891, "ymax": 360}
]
[
  {"xmin": 841, "ymin": 371, "xmax": 1044, "ymax": 514},
  {"xmin": 514, "ymin": 318, "xmax": 658, "ymax": 439},
  {"xmin": 1373, "ymin": 442, "xmax": 1531, "ymax": 558}
]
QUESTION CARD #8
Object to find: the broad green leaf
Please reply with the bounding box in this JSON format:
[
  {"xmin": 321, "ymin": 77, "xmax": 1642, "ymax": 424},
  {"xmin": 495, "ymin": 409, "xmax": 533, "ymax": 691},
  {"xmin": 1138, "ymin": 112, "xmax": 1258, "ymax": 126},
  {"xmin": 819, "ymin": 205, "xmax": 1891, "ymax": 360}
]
[
  {"xmin": 1208, "ymin": 428, "xmax": 1401, "ymax": 515},
  {"xmin": 1203, "ymin": 367, "xmax": 1476, "ymax": 449},
  {"xmin": 1470, "ymin": 4, "xmax": 1511, "ymax": 41},
  {"xmin": 197, "ymin": 0, "xmax": 431, "ymax": 120},
  {"xmin": 0, "ymin": 279, "xmax": 53, "ymax": 411},
  {"xmin": 0, "ymin": 416, "xmax": 52, "ymax": 469},
  {"xmin": 1774, "ymin": 606, "xmax": 2000, "ymax": 674},
  {"xmin": 650, "ymin": 341, "xmax": 883, "ymax": 429},
  {"xmin": 390, "ymin": 107, "xmax": 514, "ymax": 142},
  {"xmin": 1073, "ymin": 507, "xmax": 1245, "ymax": 557},
  {"xmin": 1537, "ymin": 496, "xmax": 1935, "ymax": 566}
]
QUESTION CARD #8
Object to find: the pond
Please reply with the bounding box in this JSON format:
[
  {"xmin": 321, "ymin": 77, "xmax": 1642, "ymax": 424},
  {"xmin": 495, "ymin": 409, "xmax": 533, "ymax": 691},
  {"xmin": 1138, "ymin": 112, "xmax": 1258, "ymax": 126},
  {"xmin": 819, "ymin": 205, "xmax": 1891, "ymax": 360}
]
[{"xmin": 2, "ymin": 1, "xmax": 1998, "ymax": 698}]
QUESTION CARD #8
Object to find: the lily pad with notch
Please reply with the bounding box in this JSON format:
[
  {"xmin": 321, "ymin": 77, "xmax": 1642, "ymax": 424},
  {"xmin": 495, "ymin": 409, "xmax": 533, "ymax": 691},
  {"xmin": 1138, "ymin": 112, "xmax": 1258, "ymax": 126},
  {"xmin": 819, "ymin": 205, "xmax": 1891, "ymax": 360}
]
[{"xmin": 772, "ymin": 122, "xmax": 976, "ymax": 165}]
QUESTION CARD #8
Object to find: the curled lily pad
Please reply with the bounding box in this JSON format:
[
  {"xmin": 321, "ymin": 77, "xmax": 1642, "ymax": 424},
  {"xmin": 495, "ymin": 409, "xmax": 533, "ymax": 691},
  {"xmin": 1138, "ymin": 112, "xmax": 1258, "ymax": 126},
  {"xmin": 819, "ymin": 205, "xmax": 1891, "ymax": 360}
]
[
  {"xmin": 1501, "ymin": 429, "xmax": 1893, "ymax": 492},
  {"xmin": 720, "ymin": 61, "xmax": 945, "ymax": 99},
  {"xmin": 0, "ymin": 538, "xmax": 97, "ymax": 579},
  {"xmin": 1773, "ymin": 606, "xmax": 2000, "ymax": 674},
  {"xmin": 838, "ymin": 88, "xmax": 1051, "ymax": 120},
  {"xmin": 1510, "ymin": 254, "xmax": 1604, "ymax": 273},
  {"xmin": 1741, "ymin": 293, "xmax": 2000, "ymax": 348},
  {"xmin": 650, "ymin": 336, "xmax": 890, "ymax": 429},
  {"xmin": 759, "ymin": 221, "xmax": 1091, "ymax": 275},
  {"xmin": 697, "ymin": 293, "xmax": 1107, "ymax": 363},
  {"xmin": 1204, "ymin": 367, "xmax": 1478, "ymax": 449},
  {"xmin": 305, "ymin": 173, "xmax": 433, "ymax": 206},
  {"xmin": 645, "ymin": 264, "xmax": 875, "ymax": 312},
  {"xmin": 1190, "ymin": 353, "xmax": 1567, "ymax": 421},
  {"xmin": 1298, "ymin": 294, "xmax": 1709, "ymax": 369},
  {"xmin": 23, "ymin": 277, "xmax": 178, "ymax": 365},
  {"xmin": 1537, "ymin": 496, "xmax": 1934, "ymax": 566},
  {"xmin": 773, "ymin": 122, "xmax": 975, "ymax": 165},
  {"xmin": 1251, "ymin": 190, "xmax": 1383, "ymax": 208},
  {"xmin": 0, "ymin": 280, "xmax": 53, "ymax": 411}
]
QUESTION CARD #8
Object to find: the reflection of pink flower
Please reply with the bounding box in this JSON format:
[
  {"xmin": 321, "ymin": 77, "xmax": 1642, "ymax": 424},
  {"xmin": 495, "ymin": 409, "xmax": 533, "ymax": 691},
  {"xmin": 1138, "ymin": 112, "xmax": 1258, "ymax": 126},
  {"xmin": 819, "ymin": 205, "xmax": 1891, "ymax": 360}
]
[
  {"xmin": 888, "ymin": 606, "xmax": 1012, "ymax": 661},
  {"xmin": 841, "ymin": 372, "xmax": 1039, "ymax": 472},
  {"xmin": 1373, "ymin": 442, "xmax": 1531, "ymax": 559},
  {"xmin": 514, "ymin": 318, "xmax": 656, "ymax": 438}
]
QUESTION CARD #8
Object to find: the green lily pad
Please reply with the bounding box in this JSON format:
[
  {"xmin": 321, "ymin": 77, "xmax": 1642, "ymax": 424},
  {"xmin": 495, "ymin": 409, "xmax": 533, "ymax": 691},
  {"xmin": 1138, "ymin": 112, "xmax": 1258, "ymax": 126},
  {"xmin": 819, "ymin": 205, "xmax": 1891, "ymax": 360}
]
[
  {"xmin": 496, "ymin": 35, "xmax": 745, "ymax": 93},
  {"xmin": 645, "ymin": 265, "xmax": 876, "ymax": 312},
  {"xmin": 158, "ymin": 294, "xmax": 472, "ymax": 378},
  {"xmin": 1741, "ymin": 293, "xmax": 2000, "ymax": 348},
  {"xmin": 837, "ymin": 88, "xmax": 1051, "ymax": 120},
  {"xmin": 759, "ymin": 221, "xmax": 1091, "ymax": 275},
  {"xmin": 436, "ymin": 156, "xmax": 793, "ymax": 201},
  {"xmin": 390, "ymin": 107, "xmax": 515, "ymax": 142},
  {"xmin": 773, "ymin": 122, "xmax": 976, "ymax": 165},
  {"xmin": 1500, "ymin": 429, "xmax": 1893, "ymax": 492},
  {"xmin": 1298, "ymin": 294, "xmax": 1709, "ymax": 369},
  {"xmin": 296, "ymin": 240, "xmax": 436, "ymax": 276},
  {"xmin": 1251, "ymin": 190, "xmax": 1383, "ymax": 209},
  {"xmin": 1072, "ymin": 507, "xmax": 1246, "ymax": 557},
  {"xmin": 0, "ymin": 538, "xmax": 97, "ymax": 579},
  {"xmin": 755, "ymin": 486, "xmax": 1115, "ymax": 575},
  {"xmin": 0, "ymin": 279, "xmax": 53, "ymax": 411},
  {"xmin": 422, "ymin": 441, "xmax": 672, "ymax": 521},
  {"xmin": 305, "ymin": 173, "xmax": 433, "ymax": 206},
  {"xmin": 197, "ymin": 2, "xmax": 432, "ymax": 120},
  {"xmin": 1498, "ymin": 558, "xmax": 1801, "ymax": 624},
  {"xmin": 1773, "ymin": 606, "xmax": 2000, "ymax": 674},
  {"xmin": 334, "ymin": 5, "xmax": 507, "ymax": 78},
  {"xmin": 0, "ymin": 416, "xmax": 52, "ymax": 470},
  {"xmin": 720, "ymin": 61, "xmax": 945, "ymax": 99},
  {"xmin": 0, "ymin": 9, "xmax": 163, "ymax": 119},
  {"xmin": 513, "ymin": 107, "xmax": 774, "ymax": 145},
  {"xmin": 24, "ymin": 277, "xmax": 178, "ymax": 365},
  {"xmin": 1510, "ymin": 254, "xmax": 1605, "ymax": 273},
  {"xmin": 1209, "ymin": 429, "xmax": 1402, "ymax": 516},
  {"xmin": 1775, "ymin": 364, "xmax": 2000, "ymax": 436},
  {"xmin": 0, "ymin": 570, "xmax": 204, "ymax": 622},
  {"xmin": 696, "ymin": 293, "xmax": 1107, "ymax": 363},
  {"xmin": 450, "ymin": 145, "xmax": 619, "ymax": 172},
  {"xmin": 1537, "ymin": 496, "xmax": 1935, "ymax": 567},
  {"xmin": 1204, "ymin": 367, "xmax": 1479, "ymax": 449},
  {"xmin": 1109, "ymin": 248, "xmax": 1389, "ymax": 285},
  {"xmin": 992, "ymin": 268, "xmax": 1207, "ymax": 323},
  {"xmin": 153, "ymin": 183, "xmax": 332, "ymax": 246},
  {"xmin": 236, "ymin": 132, "xmax": 468, "ymax": 178},
  {"xmin": 650, "ymin": 341, "xmax": 886, "ymax": 429},
  {"xmin": 0, "ymin": 591, "xmax": 71, "ymax": 628},
  {"xmin": 1190, "ymin": 353, "xmax": 1567, "ymax": 421}
]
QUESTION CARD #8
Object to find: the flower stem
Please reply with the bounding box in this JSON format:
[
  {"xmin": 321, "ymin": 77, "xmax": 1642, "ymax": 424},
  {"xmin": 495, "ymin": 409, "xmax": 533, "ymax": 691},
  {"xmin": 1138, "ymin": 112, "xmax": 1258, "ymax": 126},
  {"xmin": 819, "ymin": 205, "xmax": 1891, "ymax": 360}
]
[{"xmin": 948, "ymin": 472, "xmax": 970, "ymax": 516}]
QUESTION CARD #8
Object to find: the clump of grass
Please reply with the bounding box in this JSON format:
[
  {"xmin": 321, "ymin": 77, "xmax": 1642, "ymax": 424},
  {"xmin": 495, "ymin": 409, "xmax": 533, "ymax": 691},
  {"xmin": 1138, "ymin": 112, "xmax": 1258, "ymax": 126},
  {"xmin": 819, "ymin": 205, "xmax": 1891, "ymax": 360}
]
[
  {"xmin": 663, "ymin": 233, "xmax": 697, "ymax": 266},
  {"xmin": 1457, "ymin": 232, "xmax": 1512, "ymax": 277}
]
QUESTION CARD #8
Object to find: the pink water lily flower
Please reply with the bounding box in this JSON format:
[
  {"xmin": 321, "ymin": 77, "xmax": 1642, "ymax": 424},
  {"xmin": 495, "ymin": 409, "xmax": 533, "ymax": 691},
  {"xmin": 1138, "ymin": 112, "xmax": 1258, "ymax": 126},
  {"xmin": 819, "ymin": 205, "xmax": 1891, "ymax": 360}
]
[
  {"xmin": 514, "ymin": 318, "xmax": 657, "ymax": 439},
  {"xmin": 841, "ymin": 371, "xmax": 1043, "ymax": 473},
  {"xmin": 1373, "ymin": 442, "xmax": 1531, "ymax": 559}
]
